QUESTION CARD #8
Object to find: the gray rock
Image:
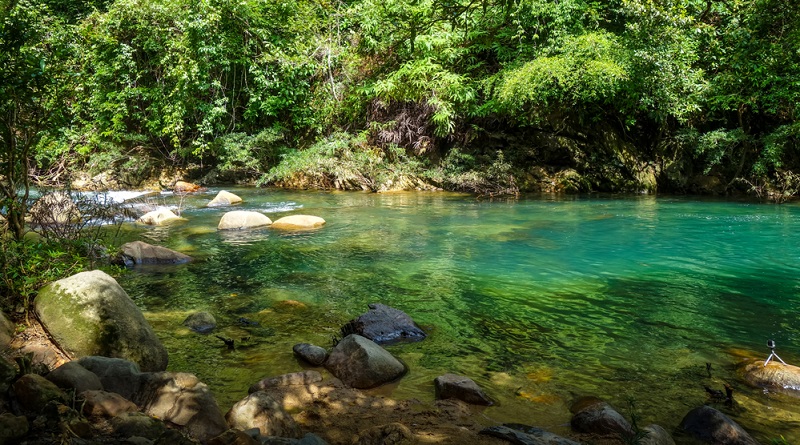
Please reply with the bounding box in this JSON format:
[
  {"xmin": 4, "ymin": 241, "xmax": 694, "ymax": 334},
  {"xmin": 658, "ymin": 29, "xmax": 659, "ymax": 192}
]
[
  {"xmin": 641, "ymin": 424, "xmax": 675, "ymax": 445},
  {"xmin": 434, "ymin": 373, "xmax": 492, "ymax": 406},
  {"xmin": 249, "ymin": 370, "xmax": 323, "ymax": 394},
  {"xmin": 183, "ymin": 311, "xmax": 217, "ymax": 334},
  {"xmin": 226, "ymin": 391, "xmax": 301, "ymax": 438},
  {"xmin": 46, "ymin": 361, "xmax": 104, "ymax": 394},
  {"xmin": 325, "ymin": 334, "xmax": 406, "ymax": 389},
  {"xmin": 118, "ymin": 241, "xmax": 192, "ymax": 266},
  {"xmin": 111, "ymin": 412, "xmax": 168, "ymax": 440},
  {"xmin": 218, "ymin": 211, "xmax": 272, "ymax": 230},
  {"xmin": 80, "ymin": 389, "xmax": 138, "ymax": 418},
  {"xmin": 342, "ymin": 303, "xmax": 426, "ymax": 345},
  {"xmin": 679, "ymin": 405, "xmax": 759, "ymax": 445},
  {"xmin": 292, "ymin": 343, "xmax": 327, "ymax": 366},
  {"xmin": 0, "ymin": 356, "xmax": 17, "ymax": 394},
  {"xmin": 207, "ymin": 191, "xmax": 243, "ymax": 207},
  {"xmin": 10, "ymin": 374, "xmax": 68, "ymax": 413},
  {"xmin": 77, "ymin": 356, "xmax": 145, "ymax": 400},
  {"xmin": 139, "ymin": 371, "xmax": 229, "ymax": 443},
  {"xmin": 570, "ymin": 396, "xmax": 632, "ymax": 437},
  {"xmin": 298, "ymin": 433, "xmax": 329, "ymax": 445},
  {"xmin": 36, "ymin": 270, "xmax": 169, "ymax": 372},
  {"xmin": 0, "ymin": 310, "xmax": 14, "ymax": 351},
  {"xmin": 0, "ymin": 413, "xmax": 29, "ymax": 444},
  {"xmin": 480, "ymin": 424, "xmax": 582, "ymax": 445}
]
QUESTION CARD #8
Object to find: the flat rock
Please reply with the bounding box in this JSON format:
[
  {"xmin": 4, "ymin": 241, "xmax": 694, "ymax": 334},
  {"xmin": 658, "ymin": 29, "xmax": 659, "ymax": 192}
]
[
  {"xmin": 183, "ymin": 311, "xmax": 217, "ymax": 334},
  {"xmin": 434, "ymin": 373, "xmax": 492, "ymax": 405},
  {"xmin": 342, "ymin": 303, "xmax": 426, "ymax": 345},
  {"xmin": 271, "ymin": 215, "xmax": 326, "ymax": 230},
  {"xmin": 741, "ymin": 359, "xmax": 800, "ymax": 395},
  {"xmin": 226, "ymin": 391, "xmax": 302, "ymax": 438},
  {"xmin": 36, "ymin": 270, "xmax": 169, "ymax": 372},
  {"xmin": 292, "ymin": 343, "xmax": 327, "ymax": 366},
  {"xmin": 80, "ymin": 389, "xmax": 138, "ymax": 417},
  {"xmin": 137, "ymin": 208, "xmax": 184, "ymax": 225},
  {"xmin": 325, "ymin": 334, "xmax": 406, "ymax": 389},
  {"xmin": 118, "ymin": 241, "xmax": 192, "ymax": 266},
  {"xmin": 249, "ymin": 370, "xmax": 323, "ymax": 394},
  {"xmin": 208, "ymin": 191, "xmax": 243, "ymax": 207},
  {"xmin": 679, "ymin": 405, "xmax": 759, "ymax": 445},
  {"xmin": 46, "ymin": 361, "xmax": 104, "ymax": 394},
  {"xmin": 218, "ymin": 211, "xmax": 272, "ymax": 230},
  {"xmin": 480, "ymin": 424, "xmax": 582, "ymax": 445}
]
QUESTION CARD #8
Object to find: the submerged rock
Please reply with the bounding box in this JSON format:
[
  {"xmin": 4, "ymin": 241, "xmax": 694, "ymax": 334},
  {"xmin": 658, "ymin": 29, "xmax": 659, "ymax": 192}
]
[
  {"xmin": 679, "ymin": 405, "xmax": 759, "ymax": 445},
  {"xmin": 117, "ymin": 241, "xmax": 192, "ymax": 266},
  {"xmin": 434, "ymin": 373, "xmax": 492, "ymax": 406},
  {"xmin": 342, "ymin": 303, "xmax": 426, "ymax": 345},
  {"xmin": 325, "ymin": 334, "xmax": 406, "ymax": 389},
  {"xmin": 183, "ymin": 312, "xmax": 217, "ymax": 334},
  {"xmin": 270, "ymin": 215, "xmax": 326, "ymax": 230},
  {"xmin": 35, "ymin": 270, "xmax": 169, "ymax": 372},
  {"xmin": 218, "ymin": 211, "xmax": 272, "ymax": 230},
  {"xmin": 207, "ymin": 190, "xmax": 243, "ymax": 207}
]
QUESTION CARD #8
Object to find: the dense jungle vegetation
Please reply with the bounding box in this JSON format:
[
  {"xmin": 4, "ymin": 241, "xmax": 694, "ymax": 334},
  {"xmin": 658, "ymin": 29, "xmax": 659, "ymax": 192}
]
[{"xmin": 2, "ymin": 0, "xmax": 799, "ymax": 201}]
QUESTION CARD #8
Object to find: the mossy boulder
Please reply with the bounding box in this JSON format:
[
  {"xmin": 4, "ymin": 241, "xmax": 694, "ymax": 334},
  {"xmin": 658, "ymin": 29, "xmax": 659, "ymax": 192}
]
[{"xmin": 35, "ymin": 270, "xmax": 168, "ymax": 372}]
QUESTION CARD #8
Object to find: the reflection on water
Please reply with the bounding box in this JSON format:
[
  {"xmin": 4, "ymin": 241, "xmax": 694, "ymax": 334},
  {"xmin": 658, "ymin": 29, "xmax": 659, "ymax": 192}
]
[{"xmin": 116, "ymin": 189, "xmax": 800, "ymax": 443}]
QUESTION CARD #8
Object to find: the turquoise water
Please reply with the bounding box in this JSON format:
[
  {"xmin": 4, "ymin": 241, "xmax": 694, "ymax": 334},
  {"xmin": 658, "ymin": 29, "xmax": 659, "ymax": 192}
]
[{"xmin": 116, "ymin": 189, "xmax": 800, "ymax": 443}]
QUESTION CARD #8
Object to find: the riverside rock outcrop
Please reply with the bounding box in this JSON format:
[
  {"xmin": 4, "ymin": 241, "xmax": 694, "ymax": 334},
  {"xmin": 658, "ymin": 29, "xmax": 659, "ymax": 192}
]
[
  {"xmin": 324, "ymin": 334, "xmax": 406, "ymax": 388},
  {"xmin": 218, "ymin": 211, "xmax": 272, "ymax": 230},
  {"xmin": 117, "ymin": 240, "xmax": 192, "ymax": 266},
  {"xmin": 35, "ymin": 270, "xmax": 169, "ymax": 372}
]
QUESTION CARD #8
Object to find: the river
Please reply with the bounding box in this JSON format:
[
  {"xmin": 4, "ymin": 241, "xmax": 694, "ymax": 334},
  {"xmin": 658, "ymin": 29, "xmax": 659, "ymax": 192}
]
[{"xmin": 113, "ymin": 188, "xmax": 800, "ymax": 443}]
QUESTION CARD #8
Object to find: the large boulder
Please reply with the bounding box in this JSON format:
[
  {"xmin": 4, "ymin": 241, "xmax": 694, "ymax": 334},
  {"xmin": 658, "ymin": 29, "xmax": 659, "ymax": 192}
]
[
  {"xmin": 226, "ymin": 391, "xmax": 301, "ymax": 438},
  {"xmin": 679, "ymin": 406, "xmax": 759, "ymax": 445},
  {"xmin": 35, "ymin": 270, "xmax": 169, "ymax": 372},
  {"xmin": 740, "ymin": 359, "xmax": 800, "ymax": 395},
  {"xmin": 139, "ymin": 371, "xmax": 229, "ymax": 443},
  {"xmin": 342, "ymin": 303, "xmax": 426, "ymax": 345},
  {"xmin": 434, "ymin": 373, "xmax": 492, "ymax": 406},
  {"xmin": 325, "ymin": 334, "xmax": 406, "ymax": 389},
  {"xmin": 570, "ymin": 396, "xmax": 632, "ymax": 437},
  {"xmin": 218, "ymin": 211, "xmax": 272, "ymax": 230},
  {"xmin": 29, "ymin": 192, "xmax": 81, "ymax": 225},
  {"xmin": 117, "ymin": 241, "xmax": 192, "ymax": 266},
  {"xmin": 137, "ymin": 208, "xmax": 184, "ymax": 226},
  {"xmin": 207, "ymin": 191, "xmax": 243, "ymax": 207},
  {"xmin": 270, "ymin": 215, "xmax": 326, "ymax": 230}
]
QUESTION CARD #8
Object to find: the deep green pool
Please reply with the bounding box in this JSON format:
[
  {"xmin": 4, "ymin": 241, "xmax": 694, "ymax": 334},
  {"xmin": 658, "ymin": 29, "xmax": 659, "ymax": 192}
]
[{"xmin": 115, "ymin": 188, "xmax": 800, "ymax": 443}]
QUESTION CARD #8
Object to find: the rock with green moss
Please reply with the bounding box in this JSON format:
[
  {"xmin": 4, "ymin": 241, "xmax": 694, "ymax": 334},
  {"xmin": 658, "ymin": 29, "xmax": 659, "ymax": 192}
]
[{"xmin": 35, "ymin": 270, "xmax": 168, "ymax": 372}]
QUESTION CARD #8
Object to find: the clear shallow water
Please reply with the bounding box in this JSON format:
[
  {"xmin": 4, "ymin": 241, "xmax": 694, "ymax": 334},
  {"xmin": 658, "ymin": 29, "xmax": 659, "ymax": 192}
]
[{"xmin": 115, "ymin": 189, "xmax": 800, "ymax": 443}]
